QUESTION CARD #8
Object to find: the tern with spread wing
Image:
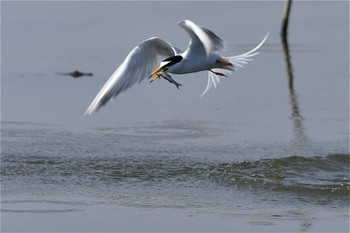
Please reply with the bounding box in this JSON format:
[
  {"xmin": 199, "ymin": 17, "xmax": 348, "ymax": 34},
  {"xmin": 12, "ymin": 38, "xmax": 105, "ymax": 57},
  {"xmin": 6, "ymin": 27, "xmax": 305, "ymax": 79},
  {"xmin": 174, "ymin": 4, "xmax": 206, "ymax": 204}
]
[{"xmin": 85, "ymin": 20, "xmax": 268, "ymax": 115}]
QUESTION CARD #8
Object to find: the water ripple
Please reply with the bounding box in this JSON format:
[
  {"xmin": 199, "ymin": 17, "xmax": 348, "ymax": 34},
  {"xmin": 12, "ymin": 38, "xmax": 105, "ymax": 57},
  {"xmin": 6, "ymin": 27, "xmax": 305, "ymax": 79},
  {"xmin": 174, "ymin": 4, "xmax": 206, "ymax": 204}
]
[
  {"xmin": 1, "ymin": 121, "xmax": 349, "ymax": 209},
  {"xmin": 208, "ymin": 154, "xmax": 350, "ymax": 196},
  {"xmin": 1, "ymin": 200, "xmax": 84, "ymax": 213},
  {"xmin": 2, "ymin": 153, "xmax": 349, "ymax": 197}
]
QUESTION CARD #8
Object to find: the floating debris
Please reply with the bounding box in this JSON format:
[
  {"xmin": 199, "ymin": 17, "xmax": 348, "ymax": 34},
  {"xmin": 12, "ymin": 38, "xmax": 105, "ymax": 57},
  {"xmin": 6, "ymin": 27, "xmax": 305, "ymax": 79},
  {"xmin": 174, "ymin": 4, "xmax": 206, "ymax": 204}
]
[{"xmin": 59, "ymin": 70, "xmax": 93, "ymax": 78}]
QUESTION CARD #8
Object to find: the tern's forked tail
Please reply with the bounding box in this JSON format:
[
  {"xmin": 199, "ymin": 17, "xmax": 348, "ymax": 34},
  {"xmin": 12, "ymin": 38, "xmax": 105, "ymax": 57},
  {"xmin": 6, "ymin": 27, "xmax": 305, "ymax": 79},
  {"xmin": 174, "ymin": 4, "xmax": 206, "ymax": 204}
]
[
  {"xmin": 201, "ymin": 33, "xmax": 269, "ymax": 97},
  {"xmin": 226, "ymin": 33, "xmax": 269, "ymax": 69}
]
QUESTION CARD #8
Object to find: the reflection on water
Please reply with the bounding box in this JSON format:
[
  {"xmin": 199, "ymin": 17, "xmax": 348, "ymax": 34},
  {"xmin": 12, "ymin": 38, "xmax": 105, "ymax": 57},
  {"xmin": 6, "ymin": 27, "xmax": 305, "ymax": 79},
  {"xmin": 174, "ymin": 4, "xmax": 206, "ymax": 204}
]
[{"xmin": 281, "ymin": 32, "xmax": 309, "ymax": 144}]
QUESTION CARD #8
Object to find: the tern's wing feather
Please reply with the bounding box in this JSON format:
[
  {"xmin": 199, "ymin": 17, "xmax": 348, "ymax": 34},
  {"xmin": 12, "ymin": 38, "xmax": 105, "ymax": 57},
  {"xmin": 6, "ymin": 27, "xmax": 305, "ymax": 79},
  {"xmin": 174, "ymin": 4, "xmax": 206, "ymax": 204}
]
[
  {"xmin": 200, "ymin": 27, "xmax": 226, "ymax": 52},
  {"xmin": 178, "ymin": 20, "xmax": 226, "ymax": 55},
  {"xmin": 85, "ymin": 37, "xmax": 177, "ymax": 115}
]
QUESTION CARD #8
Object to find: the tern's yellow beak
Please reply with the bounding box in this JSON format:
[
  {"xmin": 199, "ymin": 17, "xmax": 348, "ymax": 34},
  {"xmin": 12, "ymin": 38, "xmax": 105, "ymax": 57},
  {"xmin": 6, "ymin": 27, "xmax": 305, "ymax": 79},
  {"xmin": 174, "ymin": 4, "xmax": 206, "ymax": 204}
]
[{"xmin": 148, "ymin": 66, "xmax": 165, "ymax": 82}]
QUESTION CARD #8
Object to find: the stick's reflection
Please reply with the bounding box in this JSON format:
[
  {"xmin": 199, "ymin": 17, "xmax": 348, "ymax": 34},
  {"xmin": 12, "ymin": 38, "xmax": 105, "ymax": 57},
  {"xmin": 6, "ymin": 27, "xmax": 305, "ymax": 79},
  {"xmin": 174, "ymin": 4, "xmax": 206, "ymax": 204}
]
[{"xmin": 281, "ymin": 35, "xmax": 309, "ymax": 144}]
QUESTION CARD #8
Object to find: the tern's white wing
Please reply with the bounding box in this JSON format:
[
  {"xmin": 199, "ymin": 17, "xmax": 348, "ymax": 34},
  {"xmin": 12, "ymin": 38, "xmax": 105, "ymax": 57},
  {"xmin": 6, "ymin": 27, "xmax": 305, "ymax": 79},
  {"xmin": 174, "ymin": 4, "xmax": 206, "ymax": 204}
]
[
  {"xmin": 85, "ymin": 37, "xmax": 179, "ymax": 115},
  {"xmin": 178, "ymin": 20, "xmax": 226, "ymax": 55}
]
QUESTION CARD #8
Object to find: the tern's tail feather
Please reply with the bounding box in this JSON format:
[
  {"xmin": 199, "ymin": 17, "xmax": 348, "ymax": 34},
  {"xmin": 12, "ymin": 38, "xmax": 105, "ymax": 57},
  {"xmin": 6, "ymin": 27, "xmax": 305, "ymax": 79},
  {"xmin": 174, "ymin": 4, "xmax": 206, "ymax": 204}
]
[
  {"xmin": 226, "ymin": 33, "xmax": 269, "ymax": 69},
  {"xmin": 201, "ymin": 33, "xmax": 269, "ymax": 97}
]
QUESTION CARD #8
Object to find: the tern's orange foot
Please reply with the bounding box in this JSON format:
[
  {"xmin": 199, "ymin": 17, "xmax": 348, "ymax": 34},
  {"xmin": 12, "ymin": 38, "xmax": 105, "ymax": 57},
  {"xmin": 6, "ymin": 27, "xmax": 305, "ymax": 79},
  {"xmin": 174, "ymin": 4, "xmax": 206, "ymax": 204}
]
[{"xmin": 210, "ymin": 70, "xmax": 227, "ymax": 77}]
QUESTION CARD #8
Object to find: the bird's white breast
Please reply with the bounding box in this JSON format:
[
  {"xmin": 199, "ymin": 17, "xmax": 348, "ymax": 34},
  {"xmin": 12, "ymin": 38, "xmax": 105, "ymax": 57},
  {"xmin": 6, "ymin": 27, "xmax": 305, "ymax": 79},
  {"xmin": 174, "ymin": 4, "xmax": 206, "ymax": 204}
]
[{"xmin": 168, "ymin": 52, "xmax": 222, "ymax": 74}]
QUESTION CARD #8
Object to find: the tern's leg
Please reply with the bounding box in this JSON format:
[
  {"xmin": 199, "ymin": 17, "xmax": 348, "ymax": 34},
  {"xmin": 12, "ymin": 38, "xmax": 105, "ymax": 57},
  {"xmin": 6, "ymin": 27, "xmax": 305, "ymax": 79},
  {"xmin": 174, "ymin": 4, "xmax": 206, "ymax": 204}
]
[
  {"xmin": 210, "ymin": 69, "xmax": 227, "ymax": 77},
  {"xmin": 161, "ymin": 72, "xmax": 182, "ymax": 89}
]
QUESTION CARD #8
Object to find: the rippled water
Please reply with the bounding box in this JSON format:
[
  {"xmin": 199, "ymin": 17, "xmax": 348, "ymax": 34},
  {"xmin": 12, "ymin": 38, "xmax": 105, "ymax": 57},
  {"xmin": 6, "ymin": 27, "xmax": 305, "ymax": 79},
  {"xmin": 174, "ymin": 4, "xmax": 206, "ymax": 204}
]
[
  {"xmin": 2, "ymin": 121, "xmax": 349, "ymax": 213},
  {"xmin": 1, "ymin": 120, "xmax": 349, "ymax": 232}
]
